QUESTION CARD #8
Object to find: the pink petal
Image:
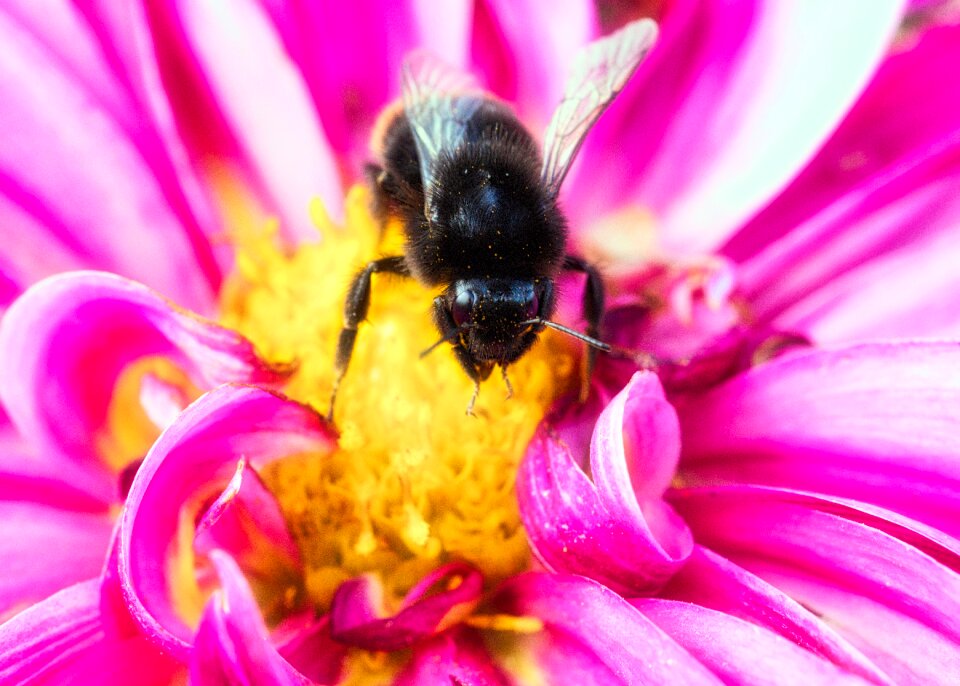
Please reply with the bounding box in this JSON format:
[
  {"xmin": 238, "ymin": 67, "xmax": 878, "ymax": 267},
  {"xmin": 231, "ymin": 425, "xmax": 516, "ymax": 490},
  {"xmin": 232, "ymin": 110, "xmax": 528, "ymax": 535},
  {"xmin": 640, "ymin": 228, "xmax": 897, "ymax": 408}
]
[
  {"xmin": 494, "ymin": 573, "xmax": 721, "ymax": 685},
  {"xmin": 518, "ymin": 373, "xmax": 692, "ymax": 594},
  {"xmin": 659, "ymin": 546, "xmax": 891, "ymax": 685},
  {"xmin": 671, "ymin": 485, "xmax": 960, "ymax": 678},
  {"xmin": 471, "ymin": 0, "xmax": 598, "ymax": 128},
  {"xmin": 117, "ymin": 385, "xmax": 335, "ymax": 657},
  {"xmin": 0, "ymin": 502, "xmax": 113, "ymax": 618},
  {"xmin": 0, "ymin": 272, "xmax": 287, "ymax": 478},
  {"xmin": 0, "ymin": 6, "xmax": 219, "ymax": 311},
  {"xmin": 674, "ymin": 341, "xmax": 960, "ymax": 537},
  {"xmin": 570, "ymin": 0, "xmax": 905, "ymax": 253},
  {"xmin": 330, "ymin": 562, "xmax": 483, "ymax": 651},
  {"xmin": 146, "ymin": 0, "xmax": 342, "ymax": 236},
  {"xmin": 634, "ymin": 597, "xmax": 879, "ymax": 685},
  {"xmin": 0, "ymin": 579, "xmax": 180, "ymax": 685},
  {"xmin": 189, "ymin": 551, "xmax": 310, "ymax": 686}
]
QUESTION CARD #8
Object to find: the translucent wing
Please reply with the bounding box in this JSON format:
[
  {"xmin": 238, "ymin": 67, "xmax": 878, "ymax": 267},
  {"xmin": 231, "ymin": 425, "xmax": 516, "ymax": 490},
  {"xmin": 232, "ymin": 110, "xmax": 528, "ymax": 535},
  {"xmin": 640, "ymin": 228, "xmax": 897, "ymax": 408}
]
[
  {"xmin": 540, "ymin": 18, "xmax": 658, "ymax": 196},
  {"xmin": 401, "ymin": 51, "xmax": 485, "ymax": 219}
]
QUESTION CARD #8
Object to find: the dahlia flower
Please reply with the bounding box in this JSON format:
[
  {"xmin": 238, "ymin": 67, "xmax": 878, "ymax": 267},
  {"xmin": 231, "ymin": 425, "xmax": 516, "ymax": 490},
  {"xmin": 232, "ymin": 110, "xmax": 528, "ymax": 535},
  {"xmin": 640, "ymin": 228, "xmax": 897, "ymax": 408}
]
[{"xmin": 2, "ymin": 1, "xmax": 960, "ymax": 684}]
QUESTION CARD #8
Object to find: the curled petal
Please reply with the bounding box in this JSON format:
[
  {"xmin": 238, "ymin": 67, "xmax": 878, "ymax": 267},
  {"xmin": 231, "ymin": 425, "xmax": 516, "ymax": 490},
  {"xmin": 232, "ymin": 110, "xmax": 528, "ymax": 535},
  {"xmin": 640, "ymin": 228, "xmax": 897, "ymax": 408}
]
[
  {"xmin": 494, "ymin": 573, "xmax": 721, "ymax": 685},
  {"xmin": 0, "ymin": 272, "xmax": 287, "ymax": 476},
  {"xmin": 519, "ymin": 373, "xmax": 692, "ymax": 594},
  {"xmin": 675, "ymin": 341, "xmax": 960, "ymax": 537},
  {"xmin": 633, "ymin": 598, "xmax": 879, "ymax": 686},
  {"xmin": 0, "ymin": 579, "xmax": 180, "ymax": 685},
  {"xmin": 189, "ymin": 551, "xmax": 310, "ymax": 686},
  {"xmin": 117, "ymin": 385, "xmax": 335, "ymax": 658},
  {"xmin": 195, "ymin": 458, "xmax": 302, "ymax": 584},
  {"xmin": 330, "ymin": 562, "xmax": 483, "ymax": 651}
]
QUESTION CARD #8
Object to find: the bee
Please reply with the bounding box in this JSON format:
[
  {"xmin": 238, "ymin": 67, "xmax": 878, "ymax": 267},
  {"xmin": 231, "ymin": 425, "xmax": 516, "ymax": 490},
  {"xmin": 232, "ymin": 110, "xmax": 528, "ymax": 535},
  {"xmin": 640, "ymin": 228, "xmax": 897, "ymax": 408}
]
[{"xmin": 328, "ymin": 19, "xmax": 658, "ymax": 418}]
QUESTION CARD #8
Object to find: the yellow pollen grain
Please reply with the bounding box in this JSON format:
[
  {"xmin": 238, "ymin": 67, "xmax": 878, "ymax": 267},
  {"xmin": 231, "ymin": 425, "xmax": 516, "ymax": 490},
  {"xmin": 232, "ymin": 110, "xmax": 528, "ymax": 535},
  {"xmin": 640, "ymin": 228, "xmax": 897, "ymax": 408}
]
[{"xmin": 219, "ymin": 185, "xmax": 578, "ymax": 616}]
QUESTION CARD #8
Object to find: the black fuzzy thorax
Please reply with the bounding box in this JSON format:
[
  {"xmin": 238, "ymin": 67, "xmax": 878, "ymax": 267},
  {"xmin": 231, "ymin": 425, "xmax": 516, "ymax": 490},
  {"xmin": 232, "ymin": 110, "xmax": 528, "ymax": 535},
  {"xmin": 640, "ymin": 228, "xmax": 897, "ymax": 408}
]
[{"xmin": 375, "ymin": 100, "xmax": 567, "ymax": 286}]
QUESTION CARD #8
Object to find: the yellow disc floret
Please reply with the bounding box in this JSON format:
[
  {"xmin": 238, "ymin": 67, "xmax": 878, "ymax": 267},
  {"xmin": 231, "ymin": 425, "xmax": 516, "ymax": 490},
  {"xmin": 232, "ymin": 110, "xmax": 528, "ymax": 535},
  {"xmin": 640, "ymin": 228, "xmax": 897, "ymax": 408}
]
[{"xmin": 219, "ymin": 186, "xmax": 578, "ymax": 613}]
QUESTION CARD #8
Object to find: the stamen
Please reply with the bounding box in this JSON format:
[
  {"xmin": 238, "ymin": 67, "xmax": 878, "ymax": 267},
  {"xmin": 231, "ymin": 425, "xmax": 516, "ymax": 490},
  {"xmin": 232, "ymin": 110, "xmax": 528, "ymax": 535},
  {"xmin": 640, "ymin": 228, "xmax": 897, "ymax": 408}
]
[{"xmin": 221, "ymin": 186, "xmax": 579, "ymax": 614}]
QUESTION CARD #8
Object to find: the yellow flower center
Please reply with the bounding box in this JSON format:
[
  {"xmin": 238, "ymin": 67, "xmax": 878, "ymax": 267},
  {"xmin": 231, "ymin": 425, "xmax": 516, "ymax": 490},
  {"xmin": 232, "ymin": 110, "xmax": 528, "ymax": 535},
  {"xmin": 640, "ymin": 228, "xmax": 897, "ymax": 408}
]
[{"xmin": 219, "ymin": 186, "xmax": 579, "ymax": 613}]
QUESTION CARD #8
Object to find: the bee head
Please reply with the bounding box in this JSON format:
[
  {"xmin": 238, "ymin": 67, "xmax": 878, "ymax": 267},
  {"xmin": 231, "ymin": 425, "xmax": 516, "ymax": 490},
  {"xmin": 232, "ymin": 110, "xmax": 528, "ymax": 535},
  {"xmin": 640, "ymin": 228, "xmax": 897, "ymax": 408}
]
[{"xmin": 444, "ymin": 278, "xmax": 554, "ymax": 363}]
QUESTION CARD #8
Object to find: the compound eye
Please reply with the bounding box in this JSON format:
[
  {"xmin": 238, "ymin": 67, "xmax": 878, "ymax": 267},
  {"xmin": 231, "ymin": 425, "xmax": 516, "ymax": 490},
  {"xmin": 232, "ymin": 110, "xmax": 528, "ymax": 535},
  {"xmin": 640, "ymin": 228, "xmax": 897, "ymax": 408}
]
[
  {"xmin": 524, "ymin": 291, "xmax": 540, "ymax": 321},
  {"xmin": 452, "ymin": 290, "xmax": 476, "ymax": 327}
]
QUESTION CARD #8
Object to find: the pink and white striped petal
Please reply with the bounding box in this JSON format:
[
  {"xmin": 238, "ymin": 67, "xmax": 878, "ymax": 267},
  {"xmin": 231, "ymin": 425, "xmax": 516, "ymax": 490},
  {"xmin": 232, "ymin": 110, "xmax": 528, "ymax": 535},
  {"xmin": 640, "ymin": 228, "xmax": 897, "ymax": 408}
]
[
  {"xmin": 256, "ymin": 0, "xmax": 472, "ymax": 175},
  {"xmin": 146, "ymin": 0, "xmax": 343, "ymax": 237},
  {"xmin": 570, "ymin": 0, "xmax": 905, "ymax": 254},
  {"xmin": 0, "ymin": 7, "xmax": 219, "ymax": 312},
  {"xmin": 0, "ymin": 272, "xmax": 287, "ymax": 477}
]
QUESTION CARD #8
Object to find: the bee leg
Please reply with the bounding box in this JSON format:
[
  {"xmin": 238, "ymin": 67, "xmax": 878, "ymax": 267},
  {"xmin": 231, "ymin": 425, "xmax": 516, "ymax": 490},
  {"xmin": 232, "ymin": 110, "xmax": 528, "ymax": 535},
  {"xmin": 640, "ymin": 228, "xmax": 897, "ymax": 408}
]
[
  {"xmin": 563, "ymin": 255, "xmax": 605, "ymax": 402},
  {"xmin": 328, "ymin": 256, "xmax": 410, "ymax": 421},
  {"xmin": 500, "ymin": 365, "xmax": 514, "ymax": 399}
]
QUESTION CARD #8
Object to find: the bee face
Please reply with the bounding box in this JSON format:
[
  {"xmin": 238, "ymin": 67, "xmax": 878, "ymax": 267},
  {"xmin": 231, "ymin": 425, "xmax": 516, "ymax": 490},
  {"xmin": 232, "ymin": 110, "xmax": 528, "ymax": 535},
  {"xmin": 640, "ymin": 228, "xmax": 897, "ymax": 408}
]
[{"xmin": 445, "ymin": 278, "xmax": 552, "ymax": 363}]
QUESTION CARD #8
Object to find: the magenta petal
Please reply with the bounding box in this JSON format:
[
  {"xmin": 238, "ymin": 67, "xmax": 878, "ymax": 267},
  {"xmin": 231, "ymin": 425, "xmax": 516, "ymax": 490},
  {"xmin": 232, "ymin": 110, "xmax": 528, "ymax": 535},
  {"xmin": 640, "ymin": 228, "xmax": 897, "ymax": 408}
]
[
  {"xmin": 519, "ymin": 373, "xmax": 692, "ymax": 594},
  {"xmin": 495, "ymin": 573, "xmax": 720, "ymax": 685},
  {"xmin": 394, "ymin": 628, "xmax": 509, "ymax": 686},
  {"xmin": 634, "ymin": 598, "xmax": 878, "ymax": 686},
  {"xmin": 0, "ymin": 7, "xmax": 218, "ymax": 311},
  {"xmin": 0, "ymin": 579, "xmax": 180, "ymax": 685},
  {"xmin": 189, "ymin": 551, "xmax": 309, "ymax": 686},
  {"xmin": 0, "ymin": 272, "xmax": 286, "ymax": 476},
  {"xmin": 118, "ymin": 385, "xmax": 335, "ymax": 657},
  {"xmin": 675, "ymin": 341, "xmax": 960, "ymax": 536},
  {"xmin": 330, "ymin": 562, "xmax": 483, "ymax": 651},
  {"xmin": 0, "ymin": 502, "xmax": 113, "ymax": 617},
  {"xmin": 659, "ymin": 546, "xmax": 889, "ymax": 684}
]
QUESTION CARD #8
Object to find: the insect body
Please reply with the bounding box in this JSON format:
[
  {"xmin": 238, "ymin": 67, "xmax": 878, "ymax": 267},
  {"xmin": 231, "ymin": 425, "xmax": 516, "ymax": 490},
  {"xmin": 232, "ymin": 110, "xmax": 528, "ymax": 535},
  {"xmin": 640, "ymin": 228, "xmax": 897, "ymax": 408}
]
[{"xmin": 329, "ymin": 19, "xmax": 658, "ymax": 418}]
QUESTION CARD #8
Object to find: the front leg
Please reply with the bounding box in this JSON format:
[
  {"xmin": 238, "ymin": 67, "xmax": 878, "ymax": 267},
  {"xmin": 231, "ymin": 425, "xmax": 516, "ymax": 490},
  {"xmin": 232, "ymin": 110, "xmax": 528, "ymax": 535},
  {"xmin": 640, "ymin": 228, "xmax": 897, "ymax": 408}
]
[
  {"xmin": 563, "ymin": 255, "xmax": 605, "ymax": 401},
  {"xmin": 432, "ymin": 297, "xmax": 493, "ymax": 414},
  {"xmin": 328, "ymin": 256, "xmax": 410, "ymax": 421}
]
